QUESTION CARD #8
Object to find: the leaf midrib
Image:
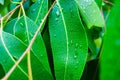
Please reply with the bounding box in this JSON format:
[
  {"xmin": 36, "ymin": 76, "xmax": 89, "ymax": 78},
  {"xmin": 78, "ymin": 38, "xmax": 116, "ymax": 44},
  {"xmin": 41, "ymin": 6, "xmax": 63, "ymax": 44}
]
[
  {"xmin": 34, "ymin": 0, "xmax": 44, "ymax": 24},
  {"xmin": 56, "ymin": 1, "xmax": 69, "ymax": 80},
  {"xmin": 0, "ymin": 31, "xmax": 28, "ymax": 77}
]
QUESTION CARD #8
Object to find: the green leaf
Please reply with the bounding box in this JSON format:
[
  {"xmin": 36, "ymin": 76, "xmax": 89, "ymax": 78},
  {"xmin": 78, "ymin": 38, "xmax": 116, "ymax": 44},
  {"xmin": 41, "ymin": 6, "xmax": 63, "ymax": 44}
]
[
  {"xmin": 0, "ymin": 0, "xmax": 10, "ymax": 13},
  {"xmin": 27, "ymin": 0, "xmax": 48, "ymax": 32},
  {"xmin": 13, "ymin": 16, "xmax": 52, "ymax": 76},
  {"xmin": 0, "ymin": 0, "xmax": 4, "ymax": 5},
  {"xmin": 95, "ymin": 0, "xmax": 102, "ymax": 8},
  {"xmin": 0, "ymin": 31, "xmax": 28, "ymax": 79},
  {"xmin": 0, "ymin": 31, "xmax": 53, "ymax": 80},
  {"xmin": 4, "ymin": 18, "xmax": 18, "ymax": 34},
  {"xmin": 74, "ymin": 0, "xmax": 104, "ymax": 29},
  {"xmin": 101, "ymin": 1, "xmax": 120, "ymax": 80},
  {"xmin": 49, "ymin": 0, "xmax": 88, "ymax": 80}
]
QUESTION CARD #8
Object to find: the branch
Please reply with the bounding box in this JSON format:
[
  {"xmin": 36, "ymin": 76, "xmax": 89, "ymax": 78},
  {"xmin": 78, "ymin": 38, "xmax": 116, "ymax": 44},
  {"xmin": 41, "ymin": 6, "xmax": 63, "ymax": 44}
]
[
  {"xmin": 0, "ymin": 5, "xmax": 20, "ymax": 24},
  {"xmin": 103, "ymin": 0, "xmax": 114, "ymax": 6},
  {"xmin": 2, "ymin": 1, "xmax": 56, "ymax": 80}
]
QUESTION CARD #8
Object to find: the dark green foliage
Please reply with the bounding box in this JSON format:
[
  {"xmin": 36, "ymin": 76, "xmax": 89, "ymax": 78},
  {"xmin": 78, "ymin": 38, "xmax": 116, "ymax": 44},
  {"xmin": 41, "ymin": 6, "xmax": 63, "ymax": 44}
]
[{"xmin": 2, "ymin": 0, "xmax": 118, "ymax": 80}]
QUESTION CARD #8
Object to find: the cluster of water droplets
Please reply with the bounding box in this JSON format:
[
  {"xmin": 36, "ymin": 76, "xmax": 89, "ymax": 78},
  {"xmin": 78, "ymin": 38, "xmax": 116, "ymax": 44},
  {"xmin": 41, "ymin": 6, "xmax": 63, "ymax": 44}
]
[{"xmin": 80, "ymin": 0, "xmax": 92, "ymax": 10}]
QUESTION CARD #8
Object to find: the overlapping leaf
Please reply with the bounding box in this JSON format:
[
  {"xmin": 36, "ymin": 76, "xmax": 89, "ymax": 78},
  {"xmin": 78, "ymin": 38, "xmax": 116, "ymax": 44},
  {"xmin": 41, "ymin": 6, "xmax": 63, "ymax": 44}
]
[
  {"xmin": 13, "ymin": 16, "xmax": 52, "ymax": 75},
  {"xmin": 49, "ymin": 0, "xmax": 88, "ymax": 80},
  {"xmin": 0, "ymin": 31, "xmax": 53, "ymax": 80},
  {"xmin": 74, "ymin": 0, "xmax": 104, "ymax": 29},
  {"xmin": 27, "ymin": 0, "xmax": 48, "ymax": 32},
  {"xmin": 0, "ymin": 31, "xmax": 28, "ymax": 79}
]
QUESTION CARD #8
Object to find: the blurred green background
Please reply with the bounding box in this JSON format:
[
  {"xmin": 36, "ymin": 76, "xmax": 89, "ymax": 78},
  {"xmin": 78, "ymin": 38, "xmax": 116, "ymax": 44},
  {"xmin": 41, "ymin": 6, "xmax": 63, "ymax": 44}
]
[{"xmin": 101, "ymin": 0, "xmax": 120, "ymax": 80}]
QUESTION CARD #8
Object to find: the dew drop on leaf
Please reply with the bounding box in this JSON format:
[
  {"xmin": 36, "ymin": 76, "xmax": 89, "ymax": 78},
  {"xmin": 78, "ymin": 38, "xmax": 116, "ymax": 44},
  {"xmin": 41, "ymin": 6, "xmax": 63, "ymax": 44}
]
[
  {"xmin": 70, "ymin": 40, "xmax": 73, "ymax": 44},
  {"xmin": 40, "ymin": 54, "xmax": 43, "ymax": 57},
  {"xmin": 76, "ymin": 61, "xmax": 79, "ymax": 64},
  {"xmin": 32, "ymin": 8, "xmax": 36, "ymax": 12},
  {"xmin": 74, "ymin": 55, "xmax": 77, "ymax": 59},
  {"xmin": 75, "ymin": 43, "xmax": 79, "ymax": 48},
  {"xmin": 20, "ymin": 23, "xmax": 24, "ymax": 28},
  {"xmin": 55, "ymin": 18, "xmax": 58, "ymax": 21},
  {"xmin": 56, "ymin": 10, "xmax": 60, "ymax": 17}
]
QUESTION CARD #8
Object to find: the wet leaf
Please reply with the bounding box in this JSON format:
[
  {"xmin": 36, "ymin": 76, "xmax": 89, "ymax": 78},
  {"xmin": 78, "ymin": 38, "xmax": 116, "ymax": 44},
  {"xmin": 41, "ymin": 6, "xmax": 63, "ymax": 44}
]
[
  {"xmin": 27, "ymin": 0, "xmax": 48, "ymax": 32},
  {"xmin": 74, "ymin": 0, "xmax": 104, "ymax": 29},
  {"xmin": 0, "ymin": 31, "xmax": 53, "ymax": 80},
  {"xmin": 49, "ymin": 0, "xmax": 88, "ymax": 80}
]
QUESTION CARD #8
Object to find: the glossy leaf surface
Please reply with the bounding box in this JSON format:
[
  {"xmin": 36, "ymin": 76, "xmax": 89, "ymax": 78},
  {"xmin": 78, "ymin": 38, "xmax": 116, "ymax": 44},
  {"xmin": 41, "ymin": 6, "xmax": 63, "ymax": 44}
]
[
  {"xmin": 49, "ymin": 0, "xmax": 88, "ymax": 80},
  {"xmin": 14, "ymin": 16, "xmax": 51, "ymax": 75},
  {"xmin": 74, "ymin": 0, "xmax": 104, "ymax": 29},
  {"xmin": 27, "ymin": 0, "xmax": 48, "ymax": 31},
  {"xmin": 0, "ymin": 31, "xmax": 53, "ymax": 80}
]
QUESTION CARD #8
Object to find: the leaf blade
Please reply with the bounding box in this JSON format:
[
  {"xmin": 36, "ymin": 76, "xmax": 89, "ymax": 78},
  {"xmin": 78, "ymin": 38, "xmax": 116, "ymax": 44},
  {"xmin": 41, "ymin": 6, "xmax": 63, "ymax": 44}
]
[
  {"xmin": 75, "ymin": 0, "xmax": 104, "ymax": 29},
  {"xmin": 49, "ymin": 0, "xmax": 88, "ymax": 80}
]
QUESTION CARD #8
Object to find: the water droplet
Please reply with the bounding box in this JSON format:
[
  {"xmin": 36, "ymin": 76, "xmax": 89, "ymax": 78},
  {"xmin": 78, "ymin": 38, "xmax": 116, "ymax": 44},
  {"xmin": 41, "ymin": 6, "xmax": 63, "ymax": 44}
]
[
  {"xmin": 32, "ymin": 8, "xmax": 36, "ymax": 12},
  {"xmin": 20, "ymin": 23, "xmax": 24, "ymax": 28},
  {"xmin": 30, "ymin": 33, "xmax": 33, "ymax": 37},
  {"xmin": 74, "ymin": 55, "xmax": 77, "ymax": 59},
  {"xmin": 55, "ymin": 18, "xmax": 58, "ymax": 21},
  {"xmin": 75, "ymin": 43, "xmax": 79, "ymax": 48},
  {"xmin": 41, "ymin": 54, "xmax": 43, "ymax": 57},
  {"xmin": 76, "ymin": 61, "xmax": 79, "ymax": 64},
  {"xmin": 102, "ymin": 2, "xmax": 105, "ymax": 6},
  {"xmin": 24, "ymin": 39, "xmax": 27, "ymax": 42},
  {"xmin": 54, "ymin": 34, "xmax": 56, "ymax": 37},
  {"xmin": 70, "ymin": 40, "xmax": 73, "ymax": 44},
  {"xmin": 80, "ymin": 45, "xmax": 82, "ymax": 48},
  {"xmin": 56, "ymin": 10, "xmax": 60, "ymax": 17}
]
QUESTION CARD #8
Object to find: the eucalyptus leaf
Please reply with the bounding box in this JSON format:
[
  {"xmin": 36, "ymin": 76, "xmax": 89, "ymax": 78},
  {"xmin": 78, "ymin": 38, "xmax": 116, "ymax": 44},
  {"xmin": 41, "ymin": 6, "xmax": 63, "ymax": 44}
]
[
  {"xmin": 0, "ymin": 31, "xmax": 53, "ymax": 80},
  {"xmin": 4, "ymin": 18, "xmax": 18, "ymax": 34},
  {"xmin": 0, "ymin": 31, "xmax": 28, "ymax": 79},
  {"xmin": 27, "ymin": 0, "xmax": 48, "ymax": 32},
  {"xmin": 49, "ymin": 0, "xmax": 88, "ymax": 80},
  {"xmin": 74, "ymin": 0, "xmax": 104, "ymax": 29},
  {"xmin": 13, "ymin": 16, "xmax": 52, "ymax": 76}
]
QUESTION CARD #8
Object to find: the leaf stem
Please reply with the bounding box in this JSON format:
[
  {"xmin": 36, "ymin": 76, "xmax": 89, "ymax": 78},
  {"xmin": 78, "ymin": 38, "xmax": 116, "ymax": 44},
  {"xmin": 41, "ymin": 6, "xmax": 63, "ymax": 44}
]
[
  {"xmin": 0, "ymin": 5, "xmax": 20, "ymax": 24},
  {"xmin": 27, "ymin": 51, "xmax": 33, "ymax": 80},
  {"xmin": 2, "ymin": 1, "xmax": 56, "ymax": 80},
  {"xmin": 103, "ymin": 0, "xmax": 114, "ymax": 6}
]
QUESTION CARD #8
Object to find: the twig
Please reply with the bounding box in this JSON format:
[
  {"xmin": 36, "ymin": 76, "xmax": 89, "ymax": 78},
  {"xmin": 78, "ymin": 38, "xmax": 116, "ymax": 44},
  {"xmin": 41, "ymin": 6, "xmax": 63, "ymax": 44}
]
[
  {"xmin": 2, "ymin": 1, "xmax": 56, "ymax": 80},
  {"xmin": 0, "ymin": 5, "xmax": 20, "ymax": 24},
  {"xmin": 103, "ymin": 0, "xmax": 114, "ymax": 6},
  {"xmin": 27, "ymin": 51, "xmax": 33, "ymax": 80}
]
